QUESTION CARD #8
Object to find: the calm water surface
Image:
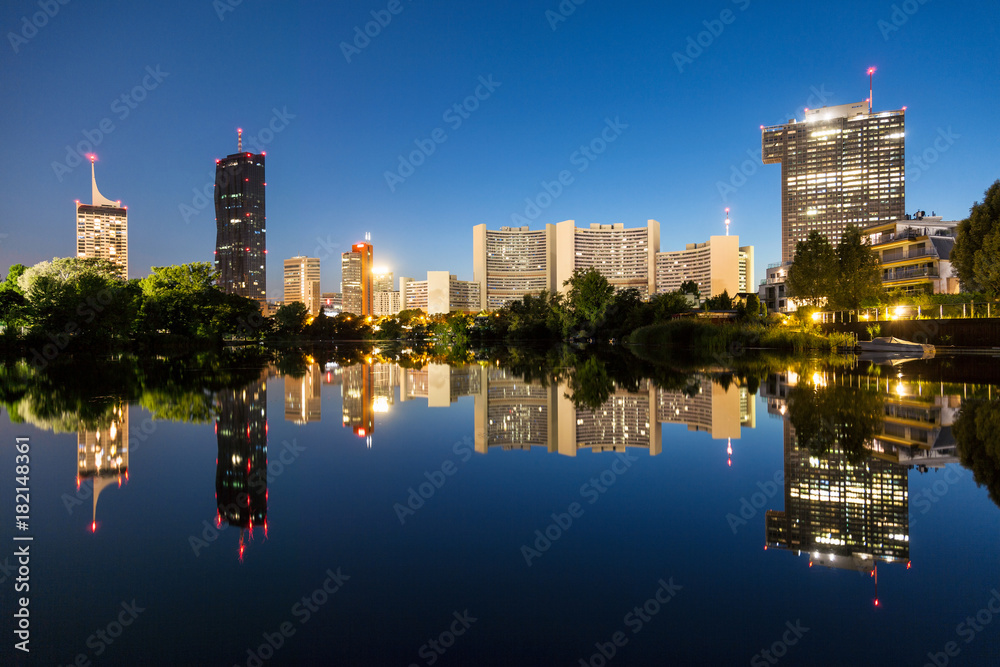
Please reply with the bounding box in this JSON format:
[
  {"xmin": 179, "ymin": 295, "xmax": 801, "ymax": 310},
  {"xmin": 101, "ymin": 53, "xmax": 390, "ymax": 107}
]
[{"xmin": 1, "ymin": 350, "xmax": 999, "ymax": 666}]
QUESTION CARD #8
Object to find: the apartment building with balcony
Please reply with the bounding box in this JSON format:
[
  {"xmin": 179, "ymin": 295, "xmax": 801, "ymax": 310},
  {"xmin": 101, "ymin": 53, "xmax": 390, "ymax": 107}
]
[{"xmin": 862, "ymin": 213, "xmax": 959, "ymax": 295}]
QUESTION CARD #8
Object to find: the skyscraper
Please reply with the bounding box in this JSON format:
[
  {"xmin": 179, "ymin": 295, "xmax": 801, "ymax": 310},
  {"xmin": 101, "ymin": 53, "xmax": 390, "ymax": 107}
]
[
  {"xmin": 76, "ymin": 157, "xmax": 127, "ymax": 279},
  {"xmin": 215, "ymin": 130, "xmax": 266, "ymax": 304},
  {"xmin": 283, "ymin": 256, "xmax": 321, "ymax": 316},
  {"xmin": 341, "ymin": 241, "xmax": 373, "ymax": 316},
  {"xmin": 762, "ymin": 101, "xmax": 905, "ymax": 264}
]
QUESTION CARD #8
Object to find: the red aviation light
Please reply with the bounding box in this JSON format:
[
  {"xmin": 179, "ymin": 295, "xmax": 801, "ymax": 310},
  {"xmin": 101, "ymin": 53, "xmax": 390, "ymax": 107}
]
[
  {"xmin": 91, "ymin": 521, "xmax": 97, "ymax": 533},
  {"xmin": 874, "ymin": 599, "xmax": 880, "ymax": 607}
]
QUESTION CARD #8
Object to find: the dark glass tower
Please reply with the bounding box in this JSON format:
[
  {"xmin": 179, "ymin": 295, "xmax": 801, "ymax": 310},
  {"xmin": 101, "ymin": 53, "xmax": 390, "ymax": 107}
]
[{"xmin": 215, "ymin": 131, "xmax": 266, "ymax": 303}]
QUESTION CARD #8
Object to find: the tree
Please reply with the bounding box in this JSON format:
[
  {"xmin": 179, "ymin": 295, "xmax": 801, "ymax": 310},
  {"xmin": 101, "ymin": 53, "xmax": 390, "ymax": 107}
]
[
  {"xmin": 786, "ymin": 232, "xmax": 836, "ymax": 306},
  {"xmin": 952, "ymin": 180, "xmax": 1000, "ymax": 294},
  {"xmin": 273, "ymin": 302, "xmax": 309, "ymax": 336},
  {"xmin": 18, "ymin": 257, "xmax": 120, "ymax": 294},
  {"xmin": 678, "ymin": 280, "xmax": 700, "ymax": 299},
  {"xmin": 563, "ymin": 267, "xmax": 615, "ymax": 337},
  {"xmin": 138, "ymin": 263, "xmax": 223, "ymax": 337},
  {"xmin": 830, "ymin": 225, "xmax": 884, "ymax": 310},
  {"xmin": 2, "ymin": 264, "xmax": 27, "ymax": 295},
  {"xmin": 704, "ymin": 289, "xmax": 733, "ymax": 310}
]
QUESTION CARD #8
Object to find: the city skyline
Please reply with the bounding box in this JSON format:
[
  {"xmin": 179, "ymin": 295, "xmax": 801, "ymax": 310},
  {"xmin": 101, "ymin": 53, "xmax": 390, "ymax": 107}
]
[{"xmin": 2, "ymin": 1, "xmax": 996, "ymax": 298}]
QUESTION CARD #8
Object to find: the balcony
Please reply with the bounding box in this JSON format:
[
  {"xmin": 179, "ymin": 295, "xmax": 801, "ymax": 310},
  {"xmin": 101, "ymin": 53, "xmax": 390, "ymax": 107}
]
[{"xmin": 883, "ymin": 267, "xmax": 939, "ymax": 282}]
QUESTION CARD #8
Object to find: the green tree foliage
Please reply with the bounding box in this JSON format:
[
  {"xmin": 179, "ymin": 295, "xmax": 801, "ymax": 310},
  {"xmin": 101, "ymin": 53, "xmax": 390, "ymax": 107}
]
[
  {"xmin": 952, "ymin": 180, "xmax": 1000, "ymax": 294},
  {"xmin": 273, "ymin": 302, "xmax": 309, "ymax": 336},
  {"xmin": 138, "ymin": 262, "xmax": 250, "ymax": 339},
  {"xmin": 704, "ymin": 289, "xmax": 733, "ymax": 310},
  {"xmin": 563, "ymin": 267, "xmax": 615, "ymax": 337},
  {"xmin": 2, "ymin": 264, "xmax": 27, "ymax": 295},
  {"xmin": 678, "ymin": 280, "xmax": 700, "ymax": 298},
  {"xmin": 787, "ymin": 382, "xmax": 884, "ymax": 464},
  {"xmin": 953, "ymin": 398, "xmax": 1000, "ymax": 508},
  {"xmin": 786, "ymin": 232, "xmax": 836, "ymax": 306},
  {"xmin": 0, "ymin": 264, "xmax": 28, "ymax": 331},
  {"xmin": 18, "ymin": 257, "xmax": 121, "ymax": 294},
  {"xmin": 568, "ymin": 355, "xmax": 614, "ymax": 410},
  {"xmin": 830, "ymin": 225, "xmax": 884, "ymax": 310}
]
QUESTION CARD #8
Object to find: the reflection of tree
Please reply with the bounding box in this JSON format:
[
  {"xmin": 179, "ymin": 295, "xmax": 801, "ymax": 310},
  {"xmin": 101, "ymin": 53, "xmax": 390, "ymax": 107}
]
[
  {"xmin": 568, "ymin": 356, "xmax": 614, "ymax": 411},
  {"xmin": 953, "ymin": 399, "xmax": 1000, "ymax": 508},
  {"xmin": 787, "ymin": 383, "xmax": 885, "ymax": 464}
]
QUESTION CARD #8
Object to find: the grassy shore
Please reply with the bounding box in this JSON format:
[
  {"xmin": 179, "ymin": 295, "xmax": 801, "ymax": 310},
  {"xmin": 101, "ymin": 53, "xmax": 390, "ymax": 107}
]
[{"xmin": 628, "ymin": 319, "xmax": 854, "ymax": 357}]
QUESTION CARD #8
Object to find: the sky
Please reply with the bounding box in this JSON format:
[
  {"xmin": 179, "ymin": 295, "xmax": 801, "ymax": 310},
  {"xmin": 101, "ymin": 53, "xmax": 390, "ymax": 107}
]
[{"xmin": 1, "ymin": 0, "xmax": 998, "ymax": 297}]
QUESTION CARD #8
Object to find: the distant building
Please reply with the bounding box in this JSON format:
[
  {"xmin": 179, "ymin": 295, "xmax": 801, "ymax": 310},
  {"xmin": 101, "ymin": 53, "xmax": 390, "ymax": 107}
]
[
  {"xmin": 758, "ymin": 263, "xmax": 797, "ymax": 313},
  {"xmin": 285, "ymin": 363, "xmax": 321, "ymax": 424},
  {"xmin": 763, "ymin": 101, "xmax": 905, "ymax": 264},
  {"xmin": 321, "ymin": 292, "xmax": 342, "ymax": 316},
  {"xmin": 862, "ymin": 213, "xmax": 960, "ymax": 295},
  {"xmin": 76, "ymin": 158, "xmax": 127, "ymax": 279},
  {"xmin": 473, "ymin": 224, "xmax": 554, "ymax": 310},
  {"xmin": 400, "ymin": 272, "xmax": 481, "ymax": 314},
  {"xmin": 342, "ymin": 242, "xmax": 373, "ymax": 316},
  {"xmin": 655, "ymin": 235, "xmax": 753, "ymax": 299},
  {"xmin": 374, "ymin": 290, "xmax": 401, "ymax": 316},
  {"xmin": 283, "ymin": 256, "xmax": 321, "ymax": 316},
  {"xmin": 373, "ymin": 270, "xmax": 394, "ymax": 293},
  {"xmin": 214, "ymin": 132, "xmax": 266, "ymax": 303}
]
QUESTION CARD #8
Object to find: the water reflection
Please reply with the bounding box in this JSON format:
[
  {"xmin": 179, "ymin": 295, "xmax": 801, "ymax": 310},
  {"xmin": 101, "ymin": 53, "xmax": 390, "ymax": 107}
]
[
  {"xmin": 77, "ymin": 401, "xmax": 129, "ymax": 533},
  {"xmin": 215, "ymin": 372, "xmax": 268, "ymax": 560}
]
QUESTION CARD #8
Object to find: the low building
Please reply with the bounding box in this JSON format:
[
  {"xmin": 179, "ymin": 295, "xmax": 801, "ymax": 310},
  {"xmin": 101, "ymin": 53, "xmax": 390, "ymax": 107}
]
[
  {"xmin": 400, "ymin": 272, "xmax": 481, "ymax": 314},
  {"xmin": 862, "ymin": 213, "xmax": 960, "ymax": 295},
  {"xmin": 283, "ymin": 256, "xmax": 321, "ymax": 316},
  {"xmin": 320, "ymin": 292, "xmax": 342, "ymax": 316}
]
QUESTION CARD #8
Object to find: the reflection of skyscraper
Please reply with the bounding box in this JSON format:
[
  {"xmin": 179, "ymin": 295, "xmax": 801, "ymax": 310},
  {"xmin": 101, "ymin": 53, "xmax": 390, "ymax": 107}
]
[
  {"xmin": 77, "ymin": 402, "xmax": 129, "ymax": 531},
  {"xmin": 215, "ymin": 375, "xmax": 268, "ymax": 558},
  {"xmin": 285, "ymin": 364, "xmax": 321, "ymax": 424},
  {"xmin": 765, "ymin": 419, "xmax": 910, "ymax": 574},
  {"xmin": 656, "ymin": 377, "xmax": 755, "ymax": 439},
  {"xmin": 474, "ymin": 367, "xmax": 557, "ymax": 454},
  {"xmin": 343, "ymin": 363, "xmax": 375, "ymax": 439},
  {"xmin": 401, "ymin": 364, "xmax": 482, "ymax": 407},
  {"xmin": 566, "ymin": 380, "xmax": 661, "ymax": 456}
]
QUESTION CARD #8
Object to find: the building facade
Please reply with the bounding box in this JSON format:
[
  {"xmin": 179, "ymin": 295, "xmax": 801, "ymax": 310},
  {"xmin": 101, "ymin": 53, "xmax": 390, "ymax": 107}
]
[
  {"xmin": 862, "ymin": 214, "xmax": 959, "ymax": 295},
  {"xmin": 473, "ymin": 224, "xmax": 554, "ymax": 310},
  {"xmin": 341, "ymin": 242, "xmax": 373, "ymax": 316},
  {"xmin": 374, "ymin": 290, "xmax": 401, "ymax": 316},
  {"xmin": 283, "ymin": 256, "xmax": 321, "ymax": 316},
  {"xmin": 400, "ymin": 272, "xmax": 481, "ymax": 314},
  {"xmin": 214, "ymin": 140, "xmax": 266, "ymax": 303},
  {"xmin": 554, "ymin": 220, "xmax": 660, "ymax": 299},
  {"xmin": 321, "ymin": 292, "xmax": 342, "ymax": 316},
  {"xmin": 654, "ymin": 235, "xmax": 753, "ymax": 298},
  {"xmin": 76, "ymin": 159, "xmax": 128, "ymax": 279},
  {"xmin": 763, "ymin": 101, "xmax": 905, "ymax": 265}
]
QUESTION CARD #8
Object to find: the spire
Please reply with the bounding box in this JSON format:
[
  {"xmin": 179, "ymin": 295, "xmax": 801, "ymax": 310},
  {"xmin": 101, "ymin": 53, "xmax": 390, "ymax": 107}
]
[
  {"xmin": 238, "ymin": 128, "xmax": 243, "ymax": 152},
  {"xmin": 90, "ymin": 156, "xmax": 121, "ymax": 207}
]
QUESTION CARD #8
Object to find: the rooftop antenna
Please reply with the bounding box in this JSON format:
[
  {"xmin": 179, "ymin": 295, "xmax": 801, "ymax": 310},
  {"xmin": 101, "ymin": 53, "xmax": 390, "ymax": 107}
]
[
  {"xmin": 365, "ymin": 231, "xmax": 371, "ymax": 242},
  {"xmin": 725, "ymin": 208, "xmax": 731, "ymax": 236},
  {"xmin": 867, "ymin": 67, "xmax": 877, "ymax": 113},
  {"xmin": 237, "ymin": 128, "xmax": 243, "ymax": 152}
]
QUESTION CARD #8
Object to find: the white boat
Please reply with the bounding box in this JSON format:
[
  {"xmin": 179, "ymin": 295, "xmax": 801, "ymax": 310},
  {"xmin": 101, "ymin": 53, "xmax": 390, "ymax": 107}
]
[{"xmin": 856, "ymin": 336, "xmax": 935, "ymax": 358}]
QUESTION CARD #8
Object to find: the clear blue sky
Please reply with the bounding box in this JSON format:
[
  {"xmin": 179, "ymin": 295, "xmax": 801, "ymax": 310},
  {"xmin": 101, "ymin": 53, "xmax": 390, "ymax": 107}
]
[{"xmin": 1, "ymin": 0, "xmax": 997, "ymax": 296}]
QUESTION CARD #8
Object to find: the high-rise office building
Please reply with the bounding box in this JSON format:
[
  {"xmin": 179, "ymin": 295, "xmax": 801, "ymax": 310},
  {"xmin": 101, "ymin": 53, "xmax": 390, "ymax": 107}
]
[
  {"xmin": 283, "ymin": 256, "xmax": 321, "ymax": 316},
  {"xmin": 762, "ymin": 101, "xmax": 905, "ymax": 264},
  {"xmin": 215, "ymin": 131, "xmax": 266, "ymax": 303},
  {"xmin": 373, "ymin": 270, "xmax": 394, "ymax": 293},
  {"xmin": 76, "ymin": 158, "xmax": 127, "ymax": 279},
  {"xmin": 555, "ymin": 220, "xmax": 660, "ymax": 299},
  {"xmin": 341, "ymin": 241, "xmax": 373, "ymax": 316},
  {"xmin": 400, "ymin": 272, "xmax": 481, "ymax": 314}
]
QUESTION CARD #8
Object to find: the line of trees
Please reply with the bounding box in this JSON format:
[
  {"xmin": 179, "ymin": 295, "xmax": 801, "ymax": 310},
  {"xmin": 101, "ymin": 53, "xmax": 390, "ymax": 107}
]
[{"xmin": 952, "ymin": 180, "xmax": 1000, "ymax": 296}]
